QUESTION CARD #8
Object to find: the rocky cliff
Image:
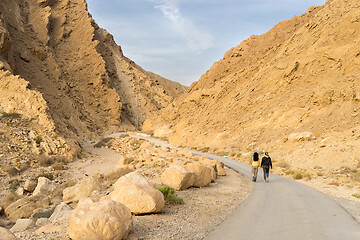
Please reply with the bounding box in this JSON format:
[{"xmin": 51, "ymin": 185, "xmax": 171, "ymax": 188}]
[
  {"xmin": 144, "ymin": 0, "xmax": 360, "ymax": 170},
  {"xmin": 0, "ymin": 0, "xmax": 185, "ymax": 158}
]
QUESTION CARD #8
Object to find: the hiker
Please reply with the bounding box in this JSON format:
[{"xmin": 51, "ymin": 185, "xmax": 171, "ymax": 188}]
[
  {"xmin": 261, "ymin": 152, "xmax": 272, "ymax": 182},
  {"xmin": 251, "ymin": 152, "xmax": 260, "ymax": 182}
]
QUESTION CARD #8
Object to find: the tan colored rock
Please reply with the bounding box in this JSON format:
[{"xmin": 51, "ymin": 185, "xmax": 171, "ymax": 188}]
[
  {"xmin": 68, "ymin": 199, "xmax": 132, "ymax": 240},
  {"xmin": 177, "ymin": 149, "xmax": 194, "ymax": 158},
  {"xmin": 198, "ymin": 159, "xmax": 227, "ymax": 176},
  {"xmin": 5, "ymin": 195, "xmax": 50, "ymax": 221},
  {"xmin": 10, "ymin": 218, "xmax": 34, "ymax": 232},
  {"xmin": 0, "ymin": 227, "xmax": 17, "ymax": 240},
  {"xmin": 35, "ymin": 223, "xmax": 62, "ymax": 234},
  {"xmin": 63, "ymin": 178, "xmax": 101, "ymax": 203},
  {"xmin": 110, "ymin": 172, "xmax": 165, "ymax": 214},
  {"xmin": 49, "ymin": 202, "xmax": 73, "ymax": 223},
  {"xmin": 186, "ymin": 163, "xmax": 213, "ymax": 187},
  {"xmin": 24, "ymin": 179, "xmax": 37, "ymax": 192},
  {"xmin": 161, "ymin": 164, "xmax": 196, "ymax": 190},
  {"xmin": 33, "ymin": 177, "xmax": 57, "ymax": 196}
]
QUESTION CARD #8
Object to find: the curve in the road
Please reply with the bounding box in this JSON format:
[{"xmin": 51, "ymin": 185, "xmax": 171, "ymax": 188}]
[{"xmin": 193, "ymin": 152, "xmax": 360, "ymax": 240}]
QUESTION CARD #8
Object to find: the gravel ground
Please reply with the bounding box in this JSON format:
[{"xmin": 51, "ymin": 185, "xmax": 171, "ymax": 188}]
[{"xmin": 10, "ymin": 167, "xmax": 251, "ymax": 240}]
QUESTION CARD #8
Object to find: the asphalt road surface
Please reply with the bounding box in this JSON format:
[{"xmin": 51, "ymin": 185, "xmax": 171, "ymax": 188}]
[{"xmin": 194, "ymin": 152, "xmax": 360, "ymax": 240}]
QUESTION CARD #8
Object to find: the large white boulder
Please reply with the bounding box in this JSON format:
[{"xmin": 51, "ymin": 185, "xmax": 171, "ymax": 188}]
[
  {"xmin": 161, "ymin": 164, "xmax": 196, "ymax": 190},
  {"xmin": 67, "ymin": 198, "xmax": 133, "ymax": 240},
  {"xmin": 63, "ymin": 178, "xmax": 101, "ymax": 203},
  {"xmin": 110, "ymin": 172, "xmax": 165, "ymax": 214}
]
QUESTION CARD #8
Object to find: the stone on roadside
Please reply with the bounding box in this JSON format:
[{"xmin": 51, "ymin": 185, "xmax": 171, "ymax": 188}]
[
  {"xmin": 15, "ymin": 187, "xmax": 24, "ymax": 196},
  {"xmin": 63, "ymin": 178, "xmax": 101, "ymax": 203},
  {"xmin": 177, "ymin": 149, "xmax": 194, "ymax": 158},
  {"xmin": 10, "ymin": 218, "xmax": 34, "ymax": 232},
  {"xmin": 68, "ymin": 198, "xmax": 133, "ymax": 240},
  {"xmin": 110, "ymin": 172, "xmax": 165, "ymax": 214},
  {"xmin": 33, "ymin": 177, "xmax": 57, "ymax": 196},
  {"xmin": 24, "ymin": 179, "xmax": 37, "ymax": 192},
  {"xmin": 186, "ymin": 163, "xmax": 213, "ymax": 187},
  {"xmin": 0, "ymin": 227, "xmax": 17, "ymax": 240},
  {"xmin": 161, "ymin": 164, "xmax": 195, "ymax": 190},
  {"xmin": 5, "ymin": 195, "xmax": 50, "ymax": 221},
  {"xmin": 198, "ymin": 159, "xmax": 227, "ymax": 176}
]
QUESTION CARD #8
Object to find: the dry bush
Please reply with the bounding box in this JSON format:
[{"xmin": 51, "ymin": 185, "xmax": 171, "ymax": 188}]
[
  {"xmin": 1, "ymin": 112, "xmax": 21, "ymax": 119},
  {"xmin": 4, "ymin": 166, "xmax": 19, "ymax": 176},
  {"xmin": 317, "ymin": 172, "xmax": 324, "ymax": 176},
  {"xmin": 38, "ymin": 155, "xmax": 54, "ymax": 167},
  {"xmin": 304, "ymin": 173, "xmax": 312, "ymax": 180},
  {"xmin": 2, "ymin": 192, "xmax": 21, "ymax": 208},
  {"xmin": 94, "ymin": 137, "xmax": 113, "ymax": 148},
  {"xmin": 328, "ymin": 181, "xmax": 340, "ymax": 186},
  {"xmin": 278, "ymin": 161, "xmax": 290, "ymax": 169},
  {"xmin": 62, "ymin": 180, "xmax": 77, "ymax": 189},
  {"xmin": 285, "ymin": 170, "xmax": 295, "ymax": 175},
  {"xmin": 124, "ymin": 156, "xmax": 135, "ymax": 165},
  {"xmin": 352, "ymin": 171, "xmax": 360, "ymax": 183}
]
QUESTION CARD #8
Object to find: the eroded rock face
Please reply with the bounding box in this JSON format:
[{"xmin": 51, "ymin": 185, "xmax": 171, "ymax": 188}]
[
  {"xmin": 63, "ymin": 178, "xmax": 102, "ymax": 203},
  {"xmin": 161, "ymin": 164, "xmax": 196, "ymax": 190},
  {"xmin": 110, "ymin": 172, "xmax": 165, "ymax": 214},
  {"xmin": 68, "ymin": 198, "xmax": 133, "ymax": 240},
  {"xmin": 5, "ymin": 195, "xmax": 50, "ymax": 221},
  {"xmin": 185, "ymin": 163, "xmax": 213, "ymax": 187}
]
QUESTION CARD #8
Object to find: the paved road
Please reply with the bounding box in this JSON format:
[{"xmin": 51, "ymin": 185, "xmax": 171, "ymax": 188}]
[
  {"xmin": 192, "ymin": 152, "xmax": 360, "ymax": 240},
  {"xmin": 125, "ymin": 133, "xmax": 360, "ymax": 239}
]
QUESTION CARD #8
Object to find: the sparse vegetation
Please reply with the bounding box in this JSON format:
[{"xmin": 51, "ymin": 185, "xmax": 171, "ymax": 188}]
[
  {"xmin": 278, "ymin": 161, "xmax": 290, "ymax": 169},
  {"xmin": 38, "ymin": 155, "xmax": 54, "ymax": 167},
  {"xmin": 34, "ymin": 172, "xmax": 54, "ymax": 181},
  {"xmin": 94, "ymin": 137, "xmax": 113, "ymax": 148},
  {"xmin": 285, "ymin": 170, "xmax": 295, "ymax": 175},
  {"xmin": 4, "ymin": 166, "xmax": 19, "ymax": 176},
  {"xmin": 156, "ymin": 185, "xmax": 184, "ymax": 205},
  {"xmin": 304, "ymin": 173, "xmax": 312, "ymax": 180},
  {"xmin": 1, "ymin": 112, "xmax": 21, "ymax": 119},
  {"xmin": 328, "ymin": 181, "xmax": 340, "ymax": 186},
  {"xmin": 8, "ymin": 179, "xmax": 20, "ymax": 192},
  {"xmin": 293, "ymin": 172, "xmax": 303, "ymax": 180},
  {"xmin": 236, "ymin": 153, "xmax": 242, "ymax": 158},
  {"xmin": 352, "ymin": 171, "xmax": 360, "ymax": 183},
  {"xmin": 317, "ymin": 172, "xmax": 324, "ymax": 176},
  {"xmin": 352, "ymin": 193, "xmax": 360, "ymax": 199}
]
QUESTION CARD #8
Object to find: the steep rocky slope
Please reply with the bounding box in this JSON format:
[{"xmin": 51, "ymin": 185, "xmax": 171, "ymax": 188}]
[
  {"xmin": 144, "ymin": 0, "xmax": 360, "ymax": 170},
  {"xmin": 0, "ymin": 0, "xmax": 185, "ymax": 158}
]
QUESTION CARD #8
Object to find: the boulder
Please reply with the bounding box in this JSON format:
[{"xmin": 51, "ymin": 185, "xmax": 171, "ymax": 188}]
[
  {"xmin": 185, "ymin": 163, "xmax": 213, "ymax": 187},
  {"xmin": 10, "ymin": 218, "xmax": 34, "ymax": 232},
  {"xmin": 35, "ymin": 218, "xmax": 50, "ymax": 227},
  {"xmin": 68, "ymin": 199, "xmax": 132, "ymax": 240},
  {"xmin": 49, "ymin": 202, "xmax": 73, "ymax": 223},
  {"xmin": 198, "ymin": 159, "xmax": 227, "ymax": 176},
  {"xmin": 23, "ymin": 179, "xmax": 37, "ymax": 192},
  {"xmin": 177, "ymin": 149, "xmax": 194, "ymax": 158},
  {"xmin": 33, "ymin": 177, "xmax": 57, "ymax": 196},
  {"xmin": 63, "ymin": 178, "xmax": 101, "ymax": 203},
  {"xmin": 110, "ymin": 172, "xmax": 165, "ymax": 214},
  {"xmin": 287, "ymin": 132, "xmax": 315, "ymax": 142},
  {"xmin": 0, "ymin": 227, "xmax": 17, "ymax": 240},
  {"xmin": 5, "ymin": 195, "xmax": 50, "ymax": 221},
  {"xmin": 161, "ymin": 164, "xmax": 195, "ymax": 190}
]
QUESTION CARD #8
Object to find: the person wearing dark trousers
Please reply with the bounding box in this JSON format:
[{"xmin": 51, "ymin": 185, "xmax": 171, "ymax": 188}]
[{"xmin": 261, "ymin": 152, "xmax": 272, "ymax": 182}]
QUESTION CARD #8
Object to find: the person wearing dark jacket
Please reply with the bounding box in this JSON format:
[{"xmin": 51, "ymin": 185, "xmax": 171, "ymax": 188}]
[{"xmin": 261, "ymin": 152, "xmax": 272, "ymax": 182}]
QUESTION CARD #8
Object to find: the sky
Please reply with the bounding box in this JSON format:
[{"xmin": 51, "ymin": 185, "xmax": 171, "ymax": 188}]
[{"xmin": 87, "ymin": 0, "xmax": 326, "ymax": 86}]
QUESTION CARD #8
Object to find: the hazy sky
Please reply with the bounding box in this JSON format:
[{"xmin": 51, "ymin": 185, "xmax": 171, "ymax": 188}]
[{"xmin": 87, "ymin": 0, "xmax": 326, "ymax": 86}]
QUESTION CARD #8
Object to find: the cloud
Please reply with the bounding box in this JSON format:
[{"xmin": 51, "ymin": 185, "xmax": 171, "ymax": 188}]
[{"xmin": 150, "ymin": 0, "xmax": 213, "ymax": 52}]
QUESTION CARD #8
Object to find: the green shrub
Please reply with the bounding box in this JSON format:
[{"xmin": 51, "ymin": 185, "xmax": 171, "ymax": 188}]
[
  {"xmin": 285, "ymin": 170, "xmax": 295, "ymax": 175},
  {"xmin": 236, "ymin": 153, "xmax": 242, "ymax": 158},
  {"xmin": 352, "ymin": 193, "xmax": 360, "ymax": 199},
  {"xmin": 294, "ymin": 172, "xmax": 303, "ymax": 180},
  {"xmin": 156, "ymin": 185, "xmax": 184, "ymax": 205}
]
